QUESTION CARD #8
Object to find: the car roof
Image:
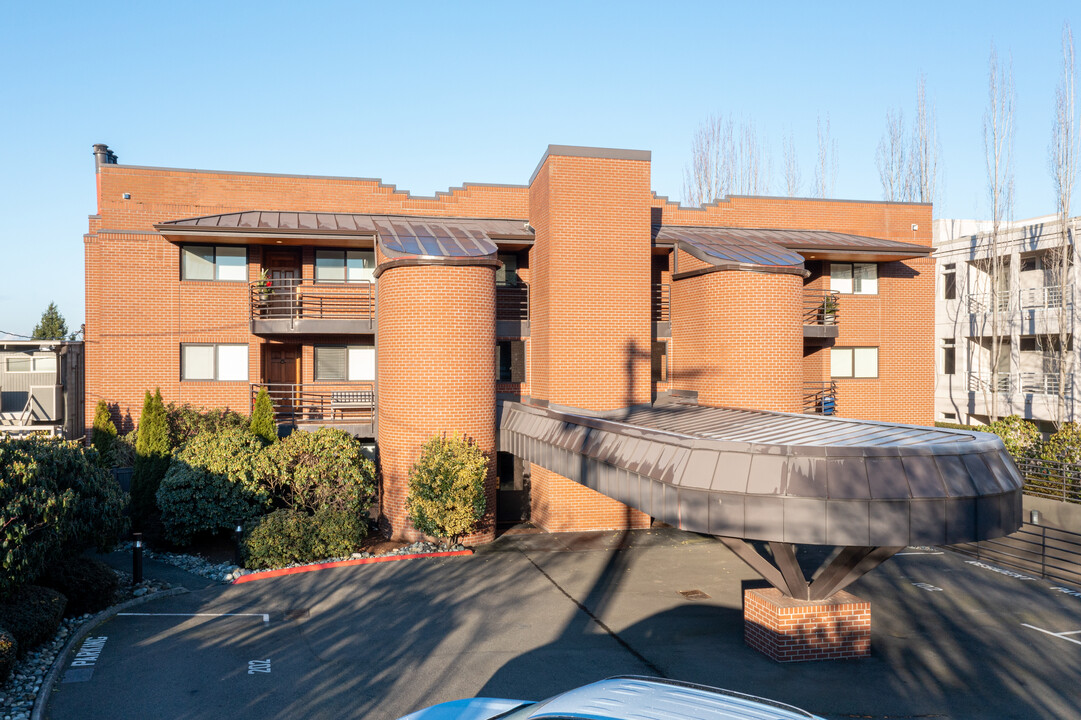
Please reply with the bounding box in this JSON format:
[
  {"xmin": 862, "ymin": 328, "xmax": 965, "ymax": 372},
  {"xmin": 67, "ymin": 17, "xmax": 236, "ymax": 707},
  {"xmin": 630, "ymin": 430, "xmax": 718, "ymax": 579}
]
[{"xmin": 528, "ymin": 677, "xmax": 819, "ymax": 720}]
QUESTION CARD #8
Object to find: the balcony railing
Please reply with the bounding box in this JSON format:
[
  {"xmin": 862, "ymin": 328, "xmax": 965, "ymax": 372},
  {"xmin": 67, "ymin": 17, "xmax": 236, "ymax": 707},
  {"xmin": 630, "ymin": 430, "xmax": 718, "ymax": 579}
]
[
  {"xmin": 251, "ymin": 382, "xmax": 374, "ymax": 428},
  {"xmin": 1016, "ymin": 457, "xmax": 1081, "ymax": 504},
  {"xmin": 803, "ymin": 290, "xmax": 840, "ymax": 326},
  {"xmin": 496, "ymin": 283, "xmax": 529, "ymax": 322},
  {"xmin": 653, "ymin": 283, "xmax": 670, "ymax": 323},
  {"xmin": 250, "ymin": 278, "xmax": 375, "ymax": 334},
  {"xmin": 968, "ymin": 372, "xmax": 1072, "ymax": 396},
  {"xmin": 967, "ymin": 285, "xmax": 1072, "ymax": 314},
  {"xmin": 802, "ymin": 381, "xmax": 837, "ymax": 415}
]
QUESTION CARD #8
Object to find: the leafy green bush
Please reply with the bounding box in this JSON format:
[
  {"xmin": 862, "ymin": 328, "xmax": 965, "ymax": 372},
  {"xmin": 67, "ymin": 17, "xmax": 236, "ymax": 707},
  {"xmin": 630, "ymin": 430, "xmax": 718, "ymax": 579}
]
[
  {"xmin": 0, "ymin": 437, "xmax": 126, "ymax": 598},
  {"xmin": 131, "ymin": 389, "xmax": 172, "ymax": 524},
  {"xmin": 253, "ymin": 428, "xmax": 376, "ymax": 515},
  {"xmin": 37, "ymin": 558, "xmax": 119, "ymax": 617},
  {"xmin": 406, "ymin": 433, "xmax": 488, "ymax": 544},
  {"xmin": 157, "ymin": 427, "xmax": 271, "ymax": 545},
  {"xmin": 250, "ymin": 388, "xmax": 277, "ymax": 444},
  {"xmin": 113, "ymin": 430, "xmax": 137, "ymax": 468},
  {"xmin": 934, "ymin": 421, "xmax": 984, "ymax": 432},
  {"xmin": 90, "ymin": 400, "xmax": 117, "ymax": 468},
  {"xmin": 0, "ymin": 585, "xmax": 66, "ymax": 655},
  {"xmin": 241, "ymin": 508, "xmax": 367, "ymax": 569},
  {"xmin": 0, "ymin": 627, "xmax": 15, "ymax": 683},
  {"xmin": 165, "ymin": 402, "xmax": 250, "ymax": 449},
  {"xmin": 987, "ymin": 415, "xmax": 1042, "ymax": 460},
  {"xmin": 1041, "ymin": 422, "xmax": 1081, "ymax": 464}
]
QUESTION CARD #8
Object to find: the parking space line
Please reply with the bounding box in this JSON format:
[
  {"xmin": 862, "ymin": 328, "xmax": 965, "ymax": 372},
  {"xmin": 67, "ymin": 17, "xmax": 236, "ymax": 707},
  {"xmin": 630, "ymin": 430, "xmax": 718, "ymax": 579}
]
[
  {"xmin": 1021, "ymin": 623, "xmax": 1081, "ymax": 646},
  {"xmin": 116, "ymin": 612, "xmax": 270, "ymax": 624}
]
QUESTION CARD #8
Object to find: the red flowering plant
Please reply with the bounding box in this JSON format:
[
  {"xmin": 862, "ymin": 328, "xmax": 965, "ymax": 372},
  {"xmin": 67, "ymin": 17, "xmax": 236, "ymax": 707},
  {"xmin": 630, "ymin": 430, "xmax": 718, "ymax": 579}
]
[{"xmin": 258, "ymin": 269, "xmax": 274, "ymax": 299}]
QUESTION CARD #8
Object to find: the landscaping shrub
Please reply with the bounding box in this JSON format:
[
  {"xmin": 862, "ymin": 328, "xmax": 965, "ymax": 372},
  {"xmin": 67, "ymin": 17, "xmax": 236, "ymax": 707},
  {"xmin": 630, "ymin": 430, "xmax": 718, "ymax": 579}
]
[
  {"xmin": 241, "ymin": 508, "xmax": 367, "ymax": 569},
  {"xmin": 934, "ymin": 421, "xmax": 984, "ymax": 432},
  {"xmin": 113, "ymin": 430, "xmax": 137, "ymax": 469},
  {"xmin": 253, "ymin": 428, "xmax": 376, "ymax": 515},
  {"xmin": 157, "ymin": 427, "xmax": 271, "ymax": 545},
  {"xmin": 0, "ymin": 436, "xmax": 126, "ymax": 598},
  {"xmin": 37, "ymin": 558, "xmax": 119, "ymax": 617},
  {"xmin": 0, "ymin": 585, "xmax": 66, "ymax": 655},
  {"xmin": 406, "ymin": 433, "xmax": 488, "ymax": 545},
  {"xmin": 0, "ymin": 627, "xmax": 15, "ymax": 683},
  {"xmin": 166, "ymin": 402, "xmax": 250, "ymax": 449},
  {"xmin": 90, "ymin": 400, "xmax": 117, "ymax": 468},
  {"xmin": 987, "ymin": 415, "xmax": 1042, "ymax": 460},
  {"xmin": 249, "ymin": 388, "xmax": 277, "ymax": 444},
  {"xmin": 1041, "ymin": 422, "xmax": 1081, "ymax": 464},
  {"xmin": 131, "ymin": 389, "xmax": 172, "ymax": 525}
]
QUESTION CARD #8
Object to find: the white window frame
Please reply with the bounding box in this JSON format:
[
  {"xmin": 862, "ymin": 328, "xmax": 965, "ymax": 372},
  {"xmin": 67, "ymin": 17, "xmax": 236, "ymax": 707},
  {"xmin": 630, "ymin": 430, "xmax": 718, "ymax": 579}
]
[
  {"xmin": 181, "ymin": 245, "xmax": 248, "ymax": 282},
  {"xmin": 314, "ymin": 345, "xmax": 375, "ymax": 381},
  {"xmin": 180, "ymin": 344, "xmax": 249, "ymax": 381},
  {"xmin": 831, "ymin": 347, "xmax": 879, "ymax": 378},
  {"xmin": 314, "ymin": 250, "xmax": 376, "ymax": 283},
  {"xmin": 830, "ymin": 262, "xmax": 878, "ymax": 295},
  {"xmin": 4, "ymin": 356, "xmax": 56, "ymax": 373}
]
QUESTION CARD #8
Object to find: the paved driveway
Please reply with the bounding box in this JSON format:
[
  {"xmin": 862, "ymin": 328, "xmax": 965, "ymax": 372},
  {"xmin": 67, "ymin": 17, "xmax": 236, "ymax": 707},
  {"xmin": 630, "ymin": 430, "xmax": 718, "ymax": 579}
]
[{"xmin": 45, "ymin": 530, "xmax": 1081, "ymax": 720}]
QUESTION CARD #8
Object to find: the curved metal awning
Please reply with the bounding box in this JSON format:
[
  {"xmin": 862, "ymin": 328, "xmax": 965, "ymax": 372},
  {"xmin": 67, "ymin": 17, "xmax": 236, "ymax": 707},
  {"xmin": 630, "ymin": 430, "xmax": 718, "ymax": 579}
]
[{"xmin": 499, "ymin": 402, "xmax": 1022, "ymax": 548}]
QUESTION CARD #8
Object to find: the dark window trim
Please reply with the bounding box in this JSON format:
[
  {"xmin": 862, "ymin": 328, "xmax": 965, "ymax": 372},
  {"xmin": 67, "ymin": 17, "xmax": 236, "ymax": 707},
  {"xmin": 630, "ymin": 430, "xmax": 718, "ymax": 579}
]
[
  {"xmin": 180, "ymin": 244, "xmax": 249, "ymax": 283},
  {"xmin": 180, "ymin": 343, "xmax": 249, "ymax": 382}
]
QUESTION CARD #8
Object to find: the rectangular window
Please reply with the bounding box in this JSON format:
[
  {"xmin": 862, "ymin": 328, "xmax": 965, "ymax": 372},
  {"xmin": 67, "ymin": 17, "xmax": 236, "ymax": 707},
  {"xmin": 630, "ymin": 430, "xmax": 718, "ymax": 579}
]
[
  {"xmin": 651, "ymin": 341, "xmax": 668, "ymax": 382},
  {"xmin": 944, "ymin": 347, "xmax": 955, "ymax": 375},
  {"xmin": 496, "ymin": 340, "xmax": 526, "ymax": 383},
  {"xmin": 831, "ymin": 347, "xmax": 878, "ymax": 378},
  {"xmin": 314, "ymin": 250, "xmax": 375, "ymax": 283},
  {"xmin": 315, "ymin": 345, "xmax": 375, "ymax": 381},
  {"xmin": 830, "ymin": 262, "xmax": 877, "ymax": 295},
  {"xmin": 181, "ymin": 245, "xmax": 248, "ymax": 282},
  {"xmin": 6, "ymin": 356, "xmax": 57, "ymax": 373},
  {"xmin": 5, "ymin": 357, "xmax": 30, "ymax": 372},
  {"xmin": 496, "ymin": 252, "xmax": 519, "ymax": 286},
  {"xmin": 944, "ymin": 271, "xmax": 956, "ymax": 300},
  {"xmin": 181, "ymin": 344, "xmax": 248, "ymax": 381}
]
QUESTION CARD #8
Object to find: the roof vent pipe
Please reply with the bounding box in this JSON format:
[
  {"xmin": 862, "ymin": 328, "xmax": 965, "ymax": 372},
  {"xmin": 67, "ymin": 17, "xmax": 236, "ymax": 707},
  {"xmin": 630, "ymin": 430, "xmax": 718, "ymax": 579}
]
[{"xmin": 93, "ymin": 143, "xmax": 118, "ymax": 166}]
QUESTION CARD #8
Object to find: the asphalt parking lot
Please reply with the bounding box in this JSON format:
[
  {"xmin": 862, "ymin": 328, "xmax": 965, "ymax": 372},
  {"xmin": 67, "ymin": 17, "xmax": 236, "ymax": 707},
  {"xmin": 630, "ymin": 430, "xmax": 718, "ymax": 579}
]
[{"xmin": 44, "ymin": 529, "xmax": 1081, "ymax": 720}]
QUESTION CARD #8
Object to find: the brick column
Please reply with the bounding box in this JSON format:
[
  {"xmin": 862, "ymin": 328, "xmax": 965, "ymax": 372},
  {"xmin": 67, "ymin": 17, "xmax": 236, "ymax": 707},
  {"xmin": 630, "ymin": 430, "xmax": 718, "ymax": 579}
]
[{"xmin": 744, "ymin": 587, "xmax": 871, "ymax": 662}]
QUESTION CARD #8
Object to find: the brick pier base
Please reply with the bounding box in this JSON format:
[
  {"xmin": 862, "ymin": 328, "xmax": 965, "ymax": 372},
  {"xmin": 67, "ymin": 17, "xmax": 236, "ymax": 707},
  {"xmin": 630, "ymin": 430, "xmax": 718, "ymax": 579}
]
[{"xmin": 744, "ymin": 587, "xmax": 871, "ymax": 662}]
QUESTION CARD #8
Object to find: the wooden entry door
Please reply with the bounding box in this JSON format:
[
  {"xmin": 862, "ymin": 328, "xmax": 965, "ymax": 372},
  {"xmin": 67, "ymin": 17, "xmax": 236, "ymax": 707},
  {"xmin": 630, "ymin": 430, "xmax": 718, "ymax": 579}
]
[
  {"xmin": 264, "ymin": 344, "xmax": 300, "ymax": 415},
  {"xmin": 263, "ymin": 249, "xmax": 301, "ymax": 314}
]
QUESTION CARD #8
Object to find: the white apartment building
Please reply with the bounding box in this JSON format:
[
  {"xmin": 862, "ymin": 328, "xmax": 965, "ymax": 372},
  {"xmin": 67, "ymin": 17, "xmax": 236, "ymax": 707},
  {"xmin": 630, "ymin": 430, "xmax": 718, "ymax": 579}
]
[{"xmin": 934, "ymin": 214, "xmax": 1080, "ymax": 432}]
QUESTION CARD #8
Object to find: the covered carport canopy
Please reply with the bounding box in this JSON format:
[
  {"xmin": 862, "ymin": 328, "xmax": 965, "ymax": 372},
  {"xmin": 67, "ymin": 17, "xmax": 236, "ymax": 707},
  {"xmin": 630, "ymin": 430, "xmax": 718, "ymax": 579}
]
[{"xmin": 499, "ymin": 402, "xmax": 1022, "ymax": 600}]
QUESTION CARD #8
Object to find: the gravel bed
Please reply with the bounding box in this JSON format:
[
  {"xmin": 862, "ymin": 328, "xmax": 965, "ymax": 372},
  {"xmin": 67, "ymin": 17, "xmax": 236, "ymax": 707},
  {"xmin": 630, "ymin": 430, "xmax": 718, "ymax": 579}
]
[{"xmin": 0, "ymin": 569, "xmax": 172, "ymax": 720}]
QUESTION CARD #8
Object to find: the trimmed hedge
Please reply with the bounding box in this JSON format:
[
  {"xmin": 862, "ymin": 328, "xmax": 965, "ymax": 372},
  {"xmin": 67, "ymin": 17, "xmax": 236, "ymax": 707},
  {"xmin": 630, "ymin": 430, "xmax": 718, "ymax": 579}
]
[
  {"xmin": 0, "ymin": 436, "xmax": 126, "ymax": 598},
  {"xmin": 157, "ymin": 427, "xmax": 271, "ymax": 545},
  {"xmin": 38, "ymin": 558, "xmax": 119, "ymax": 617},
  {"xmin": 166, "ymin": 402, "xmax": 250, "ymax": 450},
  {"xmin": 0, "ymin": 626, "xmax": 15, "ymax": 683},
  {"xmin": 0, "ymin": 585, "xmax": 66, "ymax": 656},
  {"xmin": 253, "ymin": 428, "xmax": 376, "ymax": 515},
  {"xmin": 242, "ymin": 508, "xmax": 367, "ymax": 570}
]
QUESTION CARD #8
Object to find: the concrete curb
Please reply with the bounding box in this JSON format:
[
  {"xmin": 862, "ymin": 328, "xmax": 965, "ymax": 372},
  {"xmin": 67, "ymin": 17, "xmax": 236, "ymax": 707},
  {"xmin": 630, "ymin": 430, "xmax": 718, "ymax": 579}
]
[
  {"xmin": 31, "ymin": 587, "xmax": 189, "ymax": 720},
  {"xmin": 232, "ymin": 549, "xmax": 473, "ymax": 584}
]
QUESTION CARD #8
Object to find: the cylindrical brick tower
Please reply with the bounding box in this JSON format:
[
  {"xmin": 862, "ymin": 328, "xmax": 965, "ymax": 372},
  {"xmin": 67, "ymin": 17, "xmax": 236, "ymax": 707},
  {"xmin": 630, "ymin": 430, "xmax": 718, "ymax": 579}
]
[
  {"xmin": 376, "ymin": 260, "xmax": 499, "ymax": 543},
  {"xmin": 671, "ymin": 268, "xmax": 804, "ymax": 413}
]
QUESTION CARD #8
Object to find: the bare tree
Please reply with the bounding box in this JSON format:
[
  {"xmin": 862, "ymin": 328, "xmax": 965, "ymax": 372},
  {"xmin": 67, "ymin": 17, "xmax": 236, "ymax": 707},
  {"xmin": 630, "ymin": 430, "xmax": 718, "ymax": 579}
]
[
  {"xmin": 876, "ymin": 108, "xmax": 910, "ymax": 201},
  {"xmin": 813, "ymin": 114, "xmax": 838, "ymax": 198},
  {"xmin": 782, "ymin": 130, "xmax": 802, "ymax": 196},
  {"xmin": 912, "ymin": 74, "xmax": 941, "ymax": 205},
  {"xmin": 682, "ymin": 115, "xmax": 771, "ymax": 205},
  {"xmin": 1047, "ymin": 22, "xmax": 1078, "ymax": 426},
  {"xmin": 983, "ymin": 44, "xmax": 1015, "ymax": 422}
]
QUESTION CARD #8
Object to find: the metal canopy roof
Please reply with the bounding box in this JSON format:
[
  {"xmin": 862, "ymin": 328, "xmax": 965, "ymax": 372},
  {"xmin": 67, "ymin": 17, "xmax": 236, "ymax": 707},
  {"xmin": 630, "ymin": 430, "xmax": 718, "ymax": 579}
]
[
  {"xmin": 655, "ymin": 225, "xmax": 931, "ymax": 272},
  {"xmin": 374, "ymin": 216, "xmax": 531, "ymax": 258},
  {"xmin": 499, "ymin": 402, "xmax": 1022, "ymax": 547},
  {"xmin": 157, "ymin": 211, "xmax": 378, "ymax": 234}
]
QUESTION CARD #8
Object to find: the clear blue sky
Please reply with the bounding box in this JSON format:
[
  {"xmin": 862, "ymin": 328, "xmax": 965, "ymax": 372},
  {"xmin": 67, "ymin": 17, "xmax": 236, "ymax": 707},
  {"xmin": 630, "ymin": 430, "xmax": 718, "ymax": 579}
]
[{"xmin": 1, "ymin": 0, "xmax": 1079, "ymax": 336}]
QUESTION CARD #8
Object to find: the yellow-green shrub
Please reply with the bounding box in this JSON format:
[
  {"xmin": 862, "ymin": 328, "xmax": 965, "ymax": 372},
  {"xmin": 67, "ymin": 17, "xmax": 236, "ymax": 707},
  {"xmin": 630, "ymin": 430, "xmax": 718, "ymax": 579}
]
[{"xmin": 406, "ymin": 433, "xmax": 487, "ymax": 544}]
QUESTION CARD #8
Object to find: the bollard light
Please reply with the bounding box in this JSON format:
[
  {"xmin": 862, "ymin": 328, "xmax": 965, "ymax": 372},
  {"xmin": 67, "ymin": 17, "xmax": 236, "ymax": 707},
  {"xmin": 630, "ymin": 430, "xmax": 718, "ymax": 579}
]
[
  {"xmin": 132, "ymin": 532, "xmax": 144, "ymax": 585},
  {"xmin": 1030, "ymin": 509, "xmax": 1042, "ymax": 526},
  {"xmin": 234, "ymin": 525, "xmax": 244, "ymax": 567}
]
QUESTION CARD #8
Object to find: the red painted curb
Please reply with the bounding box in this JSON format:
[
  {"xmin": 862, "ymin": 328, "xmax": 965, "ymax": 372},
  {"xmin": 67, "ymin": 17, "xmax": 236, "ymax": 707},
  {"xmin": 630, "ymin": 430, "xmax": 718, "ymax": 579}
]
[{"xmin": 231, "ymin": 549, "xmax": 473, "ymax": 584}]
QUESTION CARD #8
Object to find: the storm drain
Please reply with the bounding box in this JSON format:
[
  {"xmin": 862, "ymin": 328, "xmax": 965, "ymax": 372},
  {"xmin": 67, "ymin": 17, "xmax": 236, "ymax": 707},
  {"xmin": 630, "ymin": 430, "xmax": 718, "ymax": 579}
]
[{"xmin": 678, "ymin": 589, "xmax": 711, "ymax": 600}]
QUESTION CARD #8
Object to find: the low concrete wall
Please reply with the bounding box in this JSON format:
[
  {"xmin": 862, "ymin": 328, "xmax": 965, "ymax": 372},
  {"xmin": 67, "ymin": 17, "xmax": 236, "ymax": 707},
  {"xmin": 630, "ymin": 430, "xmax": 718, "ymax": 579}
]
[{"xmin": 1024, "ymin": 495, "xmax": 1081, "ymax": 532}]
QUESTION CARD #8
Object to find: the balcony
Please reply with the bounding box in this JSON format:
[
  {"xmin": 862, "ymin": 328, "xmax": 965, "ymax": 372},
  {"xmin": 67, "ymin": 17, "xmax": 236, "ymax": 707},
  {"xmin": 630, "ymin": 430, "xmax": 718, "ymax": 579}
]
[
  {"xmin": 803, "ymin": 290, "xmax": 840, "ymax": 339},
  {"xmin": 250, "ymin": 279, "xmax": 374, "ymax": 335},
  {"xmin": 251, "ymin": 382, "xmax": 374, "ymax": 437},
  {"xmin": 967, "ymin": 285, "xmax": 1071, "ymax": 314},
  {"xmin": 653, "ymin": 283, "xmax": 670, "ymax": 337},
  {"xmin": 496, "ymin": 283, "xmax": 529, "ymax": 337},
  {"xmin": 802, "ymin": 381, "xmax": 838, "ymax": 415},
  {"xmin": 967, "ymin": 372, "xmax": 1072, "ymax": 396}
]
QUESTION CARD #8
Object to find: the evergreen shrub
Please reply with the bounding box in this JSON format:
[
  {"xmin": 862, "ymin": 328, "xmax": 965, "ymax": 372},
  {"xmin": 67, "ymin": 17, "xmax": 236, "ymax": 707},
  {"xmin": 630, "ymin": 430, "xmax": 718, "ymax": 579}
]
[
  {"xmin": 253, "ymin": 428, "xmax": 376, "ymax": 515},
  {"xmin": 406, "ymin": 433, "xmax": 488, "ymax": 545},
  {"xmin": 249, "ymin": 388, "xmax": 277, "ymax": 444},
  {"xmin": 0, "ymin": 585, "xmax": 66, "ymax": 655},
  {"xmin": 241, "ymin": 508, "xmax": 367, "ymax": 569},
  {"xmin": 0, "ymin": 627, "xmax": 15, "ymax": 683},
  {"xmin": 131, "ymin": 389, "xmax": 172, "ymax": 524},
  {"xmin": 37, "ymin": 558, "xmax": 119, "ymax": 617},
  {"xmin": 90, "ymin": 400, "xmax": 117, "ymax": 468}
]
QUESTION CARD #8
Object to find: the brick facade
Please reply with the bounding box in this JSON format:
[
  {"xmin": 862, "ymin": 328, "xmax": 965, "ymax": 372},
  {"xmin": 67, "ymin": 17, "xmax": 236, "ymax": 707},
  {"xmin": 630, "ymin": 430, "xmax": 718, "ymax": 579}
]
[{"xmin": 744, "ymin": 587, "xmax": 871, "ymax": 662}]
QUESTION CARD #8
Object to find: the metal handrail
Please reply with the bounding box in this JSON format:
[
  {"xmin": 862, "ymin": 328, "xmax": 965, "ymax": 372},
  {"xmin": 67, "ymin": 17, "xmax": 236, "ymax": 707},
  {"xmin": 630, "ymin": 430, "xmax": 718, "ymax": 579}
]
[
  {"xmin": 967, "ymin": 284, "xmax": 1072, "ymax": 314},
  {"xmin": 803, "ymin": 290, "xmax": 840, "ymax": 325},
  {"xmin": 1016, "ymin": 457, "xmax": 1081, "ymax": 504},
  {"xmin": 653, "ymin": 283, "xmax": 670, "ymax": 323},
  {"xmin": 251, "ymin": 382, "xmax": 375, "ymax": 425},
  {"xmin": 802, "ymin": 381, "xmax": 837, "ymax": 415},
  {"xmin": 250, "ymin": 278, "xmax": 375, "ymax": 322},
  {"xmin": 968, "ymin": 372, "xmax": 1071, "ymax": 396},
  {"xmin": 496, "ymin": 282, "xmax": 529, "ymax": 322}
]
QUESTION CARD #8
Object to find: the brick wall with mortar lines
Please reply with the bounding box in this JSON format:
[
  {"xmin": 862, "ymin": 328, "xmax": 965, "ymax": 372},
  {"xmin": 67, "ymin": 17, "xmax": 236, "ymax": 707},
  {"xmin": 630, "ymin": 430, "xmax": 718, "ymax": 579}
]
[
  {"xmin": 529, "ymin": 465, "xmax": 651, "ymax": 532},
  {"xmin": 376, "ymin": 264, "xmax": 496, "ymax": 543},
  {"xmin": 744, "ymin": 588, "xmax": 871, "ymax": 662},
  {"xmin": 527, "ymin": 161, "xmax": 551, "ymax": 404}
]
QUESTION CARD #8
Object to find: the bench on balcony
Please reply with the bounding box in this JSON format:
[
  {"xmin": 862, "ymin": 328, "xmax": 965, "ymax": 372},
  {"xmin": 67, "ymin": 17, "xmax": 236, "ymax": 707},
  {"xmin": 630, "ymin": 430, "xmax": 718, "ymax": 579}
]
[{"xmin": 330, "ymin": 390, "xmax": 374, "ymax": 418}]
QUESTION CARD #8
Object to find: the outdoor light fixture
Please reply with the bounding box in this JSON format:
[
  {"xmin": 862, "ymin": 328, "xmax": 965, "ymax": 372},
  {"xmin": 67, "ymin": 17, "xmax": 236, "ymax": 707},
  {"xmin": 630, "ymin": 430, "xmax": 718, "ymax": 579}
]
[
  {"xmin": 1030, "ymin": 509, "xmax": 1042, "ymax": 525},
  {"xmin": 123, "ymin": 193, "xmax": 131, "ymax": 199}
]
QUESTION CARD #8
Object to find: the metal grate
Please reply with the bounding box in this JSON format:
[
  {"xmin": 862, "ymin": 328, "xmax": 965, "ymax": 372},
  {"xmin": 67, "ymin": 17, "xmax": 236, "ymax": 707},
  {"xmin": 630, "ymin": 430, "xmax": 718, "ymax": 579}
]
[{"xmin": 678, "ymin": 589, "xmax": 711, "ymax": 600}]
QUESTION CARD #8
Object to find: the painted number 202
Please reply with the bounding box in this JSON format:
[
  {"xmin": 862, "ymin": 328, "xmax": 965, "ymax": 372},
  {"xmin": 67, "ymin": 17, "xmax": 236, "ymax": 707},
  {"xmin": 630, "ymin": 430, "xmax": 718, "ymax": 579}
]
[{"xmin": 248, "ymin": 659, "xmax": 271, "ymax": 674}]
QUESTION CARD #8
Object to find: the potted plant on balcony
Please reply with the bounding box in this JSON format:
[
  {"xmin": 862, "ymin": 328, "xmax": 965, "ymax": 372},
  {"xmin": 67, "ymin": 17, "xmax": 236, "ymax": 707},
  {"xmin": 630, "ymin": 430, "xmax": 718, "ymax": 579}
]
[
  {"xmin": 820, "ymin": 294, "xmax": 839, "ymax": 324},
  {"xmin": 256, "ymin": 269, "xmax": 274, "ymax": 317}
]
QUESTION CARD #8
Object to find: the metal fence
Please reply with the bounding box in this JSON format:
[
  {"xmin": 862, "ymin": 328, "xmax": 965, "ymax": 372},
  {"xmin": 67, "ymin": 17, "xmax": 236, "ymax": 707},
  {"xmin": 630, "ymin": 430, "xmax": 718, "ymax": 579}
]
[
  {"xmin": 652, "ymin": 283, "xmax": 670, "ymax": 323},
  {"xmin": 250, "ymin": 279, "xmax": 374, "ymax": 321},
  {"xmin": 1016, "ymin": 457, "xmax": 1081, "ymax": 504},
  {"xmin": 802, "ymin": 289, "xmax": 840, "ymax": 326},
  {"xmin": 496, "ymin": 283, "xmax": 529, "ymax": 322},
  {"xmin": 802, "ymin": 381, "xmax": 837, "ymax": 415}
]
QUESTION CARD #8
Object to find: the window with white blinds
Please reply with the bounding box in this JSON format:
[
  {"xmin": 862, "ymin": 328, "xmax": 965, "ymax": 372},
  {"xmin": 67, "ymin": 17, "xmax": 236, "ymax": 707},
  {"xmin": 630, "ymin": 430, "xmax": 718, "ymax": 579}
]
[
  {"xmin": 830, "ymin": 347, "xmax": 878, "ymax": 378},
  {"xmin": 181, "ymin": 344, "xmax": 248, "ymax": 381},
  {"xmin": 315, "ymin": 345, "xmax": 375, "ymax": 381},
  {"xmin": 181, "ymin": 246, "xmax": 248, "ymax": 281}
]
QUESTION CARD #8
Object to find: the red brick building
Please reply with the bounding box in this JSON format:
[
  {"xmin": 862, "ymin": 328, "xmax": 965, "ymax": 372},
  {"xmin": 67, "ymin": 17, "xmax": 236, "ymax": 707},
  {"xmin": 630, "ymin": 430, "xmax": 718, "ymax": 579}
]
[{"xmin": 84, "ymin": 143, "xmax": 934, "ymax": 543}]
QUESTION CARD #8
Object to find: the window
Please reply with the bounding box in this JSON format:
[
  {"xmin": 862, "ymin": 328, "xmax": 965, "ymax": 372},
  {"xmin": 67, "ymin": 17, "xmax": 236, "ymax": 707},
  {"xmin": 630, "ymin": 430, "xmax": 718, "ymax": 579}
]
[
  {"xmin": 181, "ymin": 344, "xmax": 248, "ymax": 381},
  {"xmin": 314, "ymin": 345, "xmax": 375, "ymax": 381},
  {"xmin": 181, "ymin": 245, "xmax": 247, "ymax": 281},
  {"xmin": 651, "ymin": 341, "xmax": 668, "ymax": 382},
  {"xmin": 943, "ymin": 345, "xmax": 955, "ymax": 375},
  {"xmin": 943, "ymin": 264, "xmax": 956, "ymax": 300},
  {"xmin": 497, "ymin": 340, "xmax": 526, "ymax": 383},
  {"xmin": 4, "ymin": 356, "xmax": 56, "ymax": 373},
  {"xmin": 830, "ymin": 347, "xmax": 878, "ymax": 378},
  {"xmin": 496, "ymin": 252, "xmax": 520, "ymax": 286},
  {"xmin": 314, "ymin": 250, "xmax": 375, "ymax": 283},
  {"xmin": 830, "ymin": 262, "xmax": 878, "ymax": 294}
]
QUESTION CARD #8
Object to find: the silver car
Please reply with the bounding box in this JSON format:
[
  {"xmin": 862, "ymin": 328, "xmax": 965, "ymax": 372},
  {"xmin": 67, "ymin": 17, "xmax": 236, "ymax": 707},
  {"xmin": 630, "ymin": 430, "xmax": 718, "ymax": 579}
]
[{"xmin": 396, "ymin": 676, "xmax": 826, "ymax": 720}]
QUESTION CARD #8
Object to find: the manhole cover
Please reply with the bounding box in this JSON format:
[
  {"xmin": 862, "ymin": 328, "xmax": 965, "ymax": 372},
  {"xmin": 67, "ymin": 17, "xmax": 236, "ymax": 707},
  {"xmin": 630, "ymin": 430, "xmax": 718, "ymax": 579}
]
[
  {"xmin": 282, "ymin": 609, "xmax": 310, "ymax": 620},
  {"xmin": 678, "ymin": 589, "xmax": 711, "ymax": 600}
]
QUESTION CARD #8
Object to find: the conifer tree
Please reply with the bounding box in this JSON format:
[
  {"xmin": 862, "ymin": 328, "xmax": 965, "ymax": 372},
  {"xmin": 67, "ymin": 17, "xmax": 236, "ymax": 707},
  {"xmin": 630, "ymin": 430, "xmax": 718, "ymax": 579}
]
[
  {"xmin": 249, "ymin": 387, "xmax": 277, "ymax": 444},
  {"xmin": 90, "ymin": 400, "xmax": 118, "ymax": 467},
  {"xmin": 130, "ymin": 388, "xmax": 172, "ymax": 524},
  {"xmin": 31, "ymin": 302, "xmax": 69, "ymax": 340}
]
